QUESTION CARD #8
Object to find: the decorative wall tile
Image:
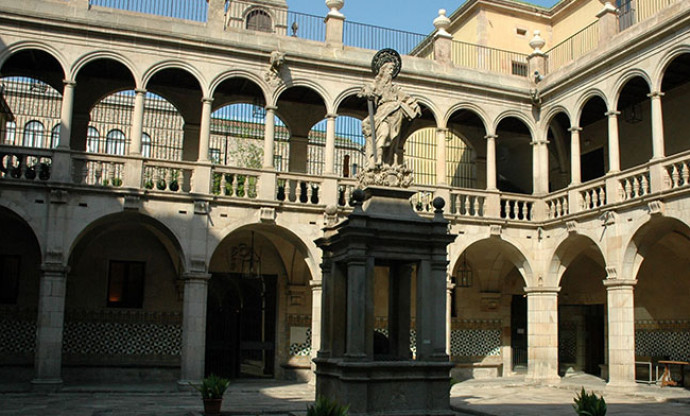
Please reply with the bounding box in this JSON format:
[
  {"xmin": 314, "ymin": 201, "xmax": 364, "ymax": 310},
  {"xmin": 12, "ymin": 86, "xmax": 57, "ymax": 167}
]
[
  {"xmin": 450, "ymin": 329, "xmax": 501, "ymax": 357},
  {"xmin": 289, "ymin": 327, "xmax": 311, "ymax": 356}
]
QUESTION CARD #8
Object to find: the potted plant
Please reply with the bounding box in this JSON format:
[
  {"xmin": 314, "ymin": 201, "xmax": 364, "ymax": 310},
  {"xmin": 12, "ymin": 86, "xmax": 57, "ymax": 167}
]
[
  {"xmin": 307, "ymin": 396, "xmax": 349, "ymax": 416},
  {"xmin": 191, "ymin": 374, "xmax": 230, "ymax": 416},
  {"xmin": 573, "ymin": 387, "xmax": 606, "ymax": 416}
]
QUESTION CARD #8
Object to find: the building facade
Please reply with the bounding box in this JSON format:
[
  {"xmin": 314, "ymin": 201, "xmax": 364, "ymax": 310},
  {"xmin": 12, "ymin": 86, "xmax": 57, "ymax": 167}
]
[{"xmin": 0, "ymin": 0, "xmax": 689, "ymax": 389}]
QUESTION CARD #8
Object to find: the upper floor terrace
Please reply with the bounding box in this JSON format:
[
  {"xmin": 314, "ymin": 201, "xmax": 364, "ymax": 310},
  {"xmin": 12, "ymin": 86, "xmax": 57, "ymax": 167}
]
[{"xmin": 0, "ymin": 0, "xmax": 689, "ymax": 229}]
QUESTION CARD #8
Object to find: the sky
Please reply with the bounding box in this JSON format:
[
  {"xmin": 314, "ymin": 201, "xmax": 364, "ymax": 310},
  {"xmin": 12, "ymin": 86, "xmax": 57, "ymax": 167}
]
[{"xmin": 286, "ymin": 0, "xmax": 561, "ymax": 35}]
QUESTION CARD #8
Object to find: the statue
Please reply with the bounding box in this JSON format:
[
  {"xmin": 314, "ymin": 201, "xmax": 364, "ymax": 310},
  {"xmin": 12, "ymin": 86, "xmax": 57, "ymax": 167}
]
[{"xmin": 358, "ymin": 49, "xmax": 421, "ymax": 169}]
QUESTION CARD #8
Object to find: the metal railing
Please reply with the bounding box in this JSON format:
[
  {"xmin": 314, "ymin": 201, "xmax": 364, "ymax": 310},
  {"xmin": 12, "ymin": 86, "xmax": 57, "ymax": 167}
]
[
  {"xmin": 286, "ymin": 11, "xmax": 325, "ymax": 41},
  {"xmin": 343, "ymin": 21, "xmax": 428, "ymax": 55},
  {"xmin": 450, "ymin": 40, "xmax": 529, "ymax": 77},
  {"xmin": 89, "ymin": 0, "xmax": 208, "ymax": 22},
  {"xmin": 545, "ymin": 21, "xmax": 599, "ymax": 73},
  {"xmin": 618, "ymin": 0, "xmax": 680, "ymax": 32}
]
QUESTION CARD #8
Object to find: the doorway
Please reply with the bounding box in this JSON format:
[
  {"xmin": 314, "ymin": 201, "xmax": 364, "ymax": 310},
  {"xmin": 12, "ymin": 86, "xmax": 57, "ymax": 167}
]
[
  {"xmin": 205, "ymin": 273, "xmax": 277, "ymax": 379},
  {"xmin": 511, "ymin": 294, "xmax": 528, "ymax": 371}
]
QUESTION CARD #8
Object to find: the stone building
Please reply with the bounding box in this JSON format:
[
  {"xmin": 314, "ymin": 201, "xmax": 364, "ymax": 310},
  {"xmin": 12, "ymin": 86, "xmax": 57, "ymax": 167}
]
[{"xmin": 0, "ymin": 0, "xmax": 689, "ymax": 390}]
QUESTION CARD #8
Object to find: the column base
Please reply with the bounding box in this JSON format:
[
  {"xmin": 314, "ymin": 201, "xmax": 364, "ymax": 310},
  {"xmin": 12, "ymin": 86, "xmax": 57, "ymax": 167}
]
[
  {"xmin": 30, "ymin": 378, "xmax": 63, "ymax": 392},
  {"xmin": 177, "ymin": 379, "xmax": 199, "ymax": 392},
  {"xmin": 605, "ymin": 380, "xmax": 639, "ymax": 390}
]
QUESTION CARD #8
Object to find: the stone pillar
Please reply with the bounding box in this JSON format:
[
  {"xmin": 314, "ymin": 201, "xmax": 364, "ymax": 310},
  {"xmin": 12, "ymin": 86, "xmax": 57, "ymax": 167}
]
[
  {"xmin": 129, "ymin": 89, "xmax": 147, "ymax": 156},
  {"xmin": 324, "ymin": 114, "xmax": 337, "ymax": 175},
  {"xmin": 648, "ymin": 91, "xmax": 665, "ymax": 159},
  {"xmin": 345, "ymin": 256, "xmax": 374, "ymax": 360},
  {"xmin": 179, "ymin": 272, "xmax": 211, "ymax": 385},
  {"xmin": 433, "ymin": 9, "xmax": 453, "ymax": 65},
  {"xmin": 58, "ymin": 81, "xmax": 75, "ymax": 150},
  {"xmin": 325, "ymin": 1, "xmax": 344, "ymax": 46},
  {"xmin": 198, "ymin": 97, "xmax": 213, "ymax": 163},
  {"xmin": 436, "ymin": 128, "xmax": 448, "ymax": 185},
  {"xmin": 310, "ymin": 279, "xmax": 323, "ymax": 383},
  {"xmin": 569, "ymin": 126, "xmax": 582, "ymax": 185},
  {"xmin": 485, "ymin": 134, "xmax": 497, "ymax": 190},
  {"xmin": 389, "ymin": 264, "xmax": 412, "ymax": 359},
  {"xmin": 604, "ymin": 278, "xmax": 637, "ymax": 387},
  {"xmin": 416, "ymin": 258, "xmax": 448, "ymax": 361},
  {"xmin": 525, "ymin": 286, "xmax": 560, "ymax": 382},
  {"xmin": 605, "ymin": 110, "xmax": 621, "ymax": 173},
  {"xmin": 32, "ymin": 262, "xmax": 69, "ymax": 391},
  {"xmin": 446, "ymin": 280, "xmax": 455, "ymax": 357},
  {"xmin": 207, "ymin": 0, "xmax": 225, "ymax": 32},
  {"xmin": 597, "ymin": 2, "xmax": 619, "ymax": 44},
  {"xmin": 532, "ymin": 139, "xmax": 549, "ymax": 195},
  {"xmin": 263, "ymin": 106, "xmax": 277, "ymax": 169}
]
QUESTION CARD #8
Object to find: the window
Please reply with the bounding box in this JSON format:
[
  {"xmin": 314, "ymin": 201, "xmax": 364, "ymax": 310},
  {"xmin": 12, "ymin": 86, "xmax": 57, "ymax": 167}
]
[
  {"xmin": 23, "ymin": 120, "xmax": 44, "ymax": 147},
  {"xmin": 511, "ymin": 61, "xmax": 528, "ymax": 77},
  {"xmin": 87, "ymin": 126, "xmax": 100, "ymax": 153},
  {"xmin": 516, "ymin": 28, "xmax": 527, "ymax": 37},
  {"xmin": 51, "ymin": 123, "xmax": 61, "ymax": 148},
  {"xmin": 107, "ymin": 260, "xmax": 145, "ymax": 308},
  {"xmin": 209, "ymin": 148, "xmax": 221, "ymax": 164},
  {"xmin": 4, "ymin": 121, "xmax": 16, "ymax": 145},
  {"xmin": 0, "ymin": 255, "xmax": 20, "ymax": 304},
  {"xmin": 141, "ymin": 133, "xmax": 152, "ymax": 158},
  {"xmin": 105, "ymin": 129, "xmax": 126, "ymax": 155},
  {"xmin": 246, "ymin": 9, "xmax": 272, "ymax": 33}
]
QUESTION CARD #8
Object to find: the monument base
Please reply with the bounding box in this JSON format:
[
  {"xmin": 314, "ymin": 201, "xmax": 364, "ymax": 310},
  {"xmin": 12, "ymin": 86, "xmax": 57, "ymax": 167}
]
[{"xmin": 314, "ymin": 358, "xmax": 454, "ymax": 416}]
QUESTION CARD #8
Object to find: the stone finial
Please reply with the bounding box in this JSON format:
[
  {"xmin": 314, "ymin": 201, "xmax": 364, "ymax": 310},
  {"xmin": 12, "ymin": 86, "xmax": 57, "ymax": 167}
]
[
  {"xmin": 433, "ymin": 9, "xmax": 451, "ymax": 38},
  {"xmin": 433, "ymin": 197, "xmax": 445, "ymax": 213},
  {"xmin": 529, "ymin": 30, "xmax": 546, "ymax": 55},
  {"xmin": 325, "ymin": 0, "xmax": 344, "ymax": 17}
]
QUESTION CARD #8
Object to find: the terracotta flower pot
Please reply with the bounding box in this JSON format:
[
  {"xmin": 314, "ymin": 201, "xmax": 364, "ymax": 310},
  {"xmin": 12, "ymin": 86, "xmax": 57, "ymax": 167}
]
[{"xmin": 203, "ymin": 398, "xmax": 223, "ymax": 415}]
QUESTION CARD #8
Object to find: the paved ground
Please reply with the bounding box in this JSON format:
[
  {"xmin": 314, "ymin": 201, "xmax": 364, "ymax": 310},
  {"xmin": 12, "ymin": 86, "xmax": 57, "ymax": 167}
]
[{"xmin": 1, "ymin": 375, "xmax": 689, "ymax": 415}]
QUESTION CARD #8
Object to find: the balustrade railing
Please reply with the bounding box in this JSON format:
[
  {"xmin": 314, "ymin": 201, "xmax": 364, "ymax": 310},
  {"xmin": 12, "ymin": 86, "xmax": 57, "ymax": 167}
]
[
  {"xmin": 88, "ymin": 0, "xmax": 208, "ymax": 22},
  {"xmin": 0, "ymin": 146, "xmax": 52, "ymax": 181},
  {"xmin": 337, "ymin": 178, "xmax": 357, "ymax": 208},
  {"xmin": 500, "ymin": 194, "xmax": 535, "ymax": 221},
  {"xmin": 286, "ymin": 11, "xmax": 326, "ymax": 41},
  {"xmin": 276, "ymin": 173, "xmax": 322, "ymax": 205},
  {"xmin": 211, "ymin": 166, "xmax": 259, "ymax": 198},
  {"xmin": 580, "ymin": 180, "xmax": 607, "ymax": 210},
  {"xmin": 411, "ymin": 189, "xmax": 435, "ymax": 213},
  {"xmin": 451, "ymin": 41, "xmax": 529, "ymax": 77},
  {"xmin": 143, "ymin": 161, "xmax": 193, "ymax": 193},
  {"xmin": 449, "ymin": 190, "xmax": 486, "ymax": 217},
  {"xmin": 545, "ymin": 21, "xmax": 599, "ymax": 73},
  {"xmin": 71, "ymin": 153, "xmax": 124, "ymax": 187},
  {"xmin": 545, "ymin": 191, "xmax": 569, "ymax": 219},
  {"xmin": 618, "ymin": 168, "xmax": 650, "ymax": 202},
  {"xmin": 664, "ymin": 156, "xmax": 690, "ymax": 190}
]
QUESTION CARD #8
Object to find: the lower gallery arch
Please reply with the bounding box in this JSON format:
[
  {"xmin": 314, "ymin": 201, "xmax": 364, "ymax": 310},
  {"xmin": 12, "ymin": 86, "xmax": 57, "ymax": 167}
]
[
  {"xmin": 448, "ymin": 238, "xmax": 530, "ymax": 381},
  {"xmin": 627, "ymin": 217, "xmax": 690, "ymax": 386},
  {"xmin": 553, "ymin": 235, "xmax": 607, "ymax": 378},
  {"xmin": 206, "ymin": 224, "xmax": 314, "ymax": 380},
  {"xmin": 0, "ymin": 206, "xmax": 42, "ymax": 382},
  {"xmin": 64, "ymin": 213, "xmax": 184, "ymax": 382}
]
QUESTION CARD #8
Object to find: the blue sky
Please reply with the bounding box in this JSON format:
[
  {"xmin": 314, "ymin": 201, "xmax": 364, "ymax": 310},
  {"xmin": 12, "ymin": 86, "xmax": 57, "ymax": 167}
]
[{"xmin": 287, "ymin": 0, "xmax": 561, "ymax": 35}]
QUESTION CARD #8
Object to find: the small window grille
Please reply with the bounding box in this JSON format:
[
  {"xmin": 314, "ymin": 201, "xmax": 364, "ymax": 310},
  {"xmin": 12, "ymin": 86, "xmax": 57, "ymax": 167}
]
[
  {"xmin": 511, "ymin": 61, "xmax": 528, "ymax": 77},
  {"xmin": 246, "ymin": 9, "xmax": 272, "ymax": 33}
]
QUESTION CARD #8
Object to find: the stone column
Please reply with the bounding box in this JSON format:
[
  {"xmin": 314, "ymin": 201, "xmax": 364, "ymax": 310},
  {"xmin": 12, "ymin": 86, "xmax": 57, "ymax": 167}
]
[
  {"xmin": 345, "ymin": 256, "xmax": 374, "ymax": 360},
  {"xmin": 58, "ymin": 80, "xmax": 75, "ymax": 150},
  {"xmin": 605, "ymin": 110, "xmax": 621, "ymax": 173},
  {"xmin": 32, "ymin": 262, "xmax": 69, "ymax": 391},
  {"xmin": 325, "ymin": 1, "xmax": 345, "ymax": 46},
  {"xmin": 433, "ymin": 10, "xmax": 452, "ymax": 65},
  {"xmin": 485, "ymin": 134, "xmax": 498, "ymax": 190},
  {"xmin": 309, "ymin": 279, "xmax": 322, "ymax": 384},
  {"xmin": 324, "ymin": 114, "xmax": 337, "ymax": 175},
  {"xmin": 446, "ymin": 280, "xmax": 456, "ymax": 357},
  {"xmin": 569, "ymin": 126, "xmax": 582, "ymax": 185},
  {"xmin": 604, "ymin": 278, "xmax": 637, "ymax": 387},
  {"xmin": 198, "ymin": 97, "xmax": 213, "ymax": 163},
  {"xmin": 525, "ymin": 286, "xmax": 560, "ymax": 382},
  {"xmin": 129, "ymin": 89, "xmax": 147, "ymax": 156},
  {"xmin": 532, "ymin": 139, "xmax": 549, "ymax": 195},
  {"xmin": 389, "ymin": 264, "xmax": 412, "ymax": 359},
  {"xmin": 436, "ymin": 128, "xmax": 448, "ymax": 185},
  {"xmin": 648, "ymin": 91, "xmax": 665, "ymax": 159},
  {"xmin": 416, "ymin": 259, "xmax": 448, "ymax": 361},
  {"xmin": 263, "ymin": 106, "xmax": 277, "ymax": 169},
  {"xmin": 179, "ymin": 272, "xmax": 211, "ymax": 385}
]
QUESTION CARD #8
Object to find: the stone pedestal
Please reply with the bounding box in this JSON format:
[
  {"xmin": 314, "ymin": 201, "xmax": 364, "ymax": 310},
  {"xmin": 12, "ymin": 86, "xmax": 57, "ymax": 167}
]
[{"xmin": 315, "ymin": 187, "xmax": 456, "ymax": 415}]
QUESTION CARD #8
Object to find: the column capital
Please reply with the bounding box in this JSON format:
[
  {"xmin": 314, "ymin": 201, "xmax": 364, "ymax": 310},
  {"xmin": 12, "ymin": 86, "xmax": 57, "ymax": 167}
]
[
  {"xmin": 568, "ymin": 126, "xmax": 582, "ymax": 132},
  {"xmin": 605, "ymin": 110, "xmax": 621, "ymax": 117},
  {"xmin": 181, "ymin": 272, "xmax": 211, "ymax": 282},
  {"xmin": 62, "ymin": 79, "xmax": 76, "ymax": 87},
  {"xmin": 265, "ymin": 105, "xmax": 278, "ymax": 112},
  {"xmin": 603, "ymin": 278, "xmax": 637, "ymax": 289},
  {"xmin": 524, "ymin": 286, "xmax": 561, "ymax": 294},
  {"xmin": 647, "ymin": 91, "xmax": 665, "ymax": 98},
  {"xmin": 530, "ymin": 139, "xmax": 549, "ymax": 146},
  {"xmin": 309, "ymin": 279, "xmax": 323, "ymax": 290},
  {"xmin": 134, "ymin": 88, "xmax": 147, "ymax": 95},
  {"xmin": 484, "ymin": 134, "xmax": 498, "ymax": 140},
  {"xmin": 326, "ymin": 113, "xmax": 338, "ymax": 120},
  {"xmin": 201, "ymin": 97, "xmax": 213, "ymax": 104},
  {"xmin": 41, "ymin": 262, "xmax": 70, "ymax": 275}
]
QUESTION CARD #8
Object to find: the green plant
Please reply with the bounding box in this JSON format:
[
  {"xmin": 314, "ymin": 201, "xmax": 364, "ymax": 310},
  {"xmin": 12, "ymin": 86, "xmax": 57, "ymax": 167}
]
[
  {"xmin": 307, "ymin": 396, "xmax": 349, "ymax": 416},
  {"xmin": 573, "ymin": 387, "xmax": 606, "ymax": 416},
  {"xmin": 190, "ymin": 374, "xmax": 230, "ymax": 400}
]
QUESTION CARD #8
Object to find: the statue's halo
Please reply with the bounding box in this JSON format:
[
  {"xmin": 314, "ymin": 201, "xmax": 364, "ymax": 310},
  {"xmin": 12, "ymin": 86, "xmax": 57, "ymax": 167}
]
[{"xmin": 371, "ymin": 48, "xmax": 402, "ymax": 78}]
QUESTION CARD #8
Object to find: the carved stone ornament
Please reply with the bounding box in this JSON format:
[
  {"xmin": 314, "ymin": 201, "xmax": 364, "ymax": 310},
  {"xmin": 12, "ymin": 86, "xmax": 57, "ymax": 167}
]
[
  {"xmin": 260, "ymin": 207, "xmax": 276, "ymax": 223},
  {"xmin": 194, "ymin": 200, "xmax": 209, "ymax": 215},
  {"xmin": 566, "ymin": 220, "xmax": 578, "ymax": 234},
  {"xmin": 490, "ymin": 224, "xmax": 502, "ymax": 236},
  {"xmin": 606, "ymin": 266, "xmax": 617, "ymax": 279},
  {"xmin": 357, "ymin": 163, "xmax": 414, "ymax": 188},
  {"xmin": 264, "ymin": 50, "xmax": 286, "ymax": 88},
  {"xmin": 648, "ymin": 200, "xmax": 664, "ymax": 216},
  {"xmin": 124, "ymin": 195, "xmax": 142, "ymax": 211}
]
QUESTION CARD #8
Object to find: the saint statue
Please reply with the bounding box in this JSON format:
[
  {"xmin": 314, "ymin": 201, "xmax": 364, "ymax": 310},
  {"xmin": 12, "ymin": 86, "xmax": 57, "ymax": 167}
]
[{"xmin": 359, "ymin": 53, "xmax": 421, "ymax": 169}]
